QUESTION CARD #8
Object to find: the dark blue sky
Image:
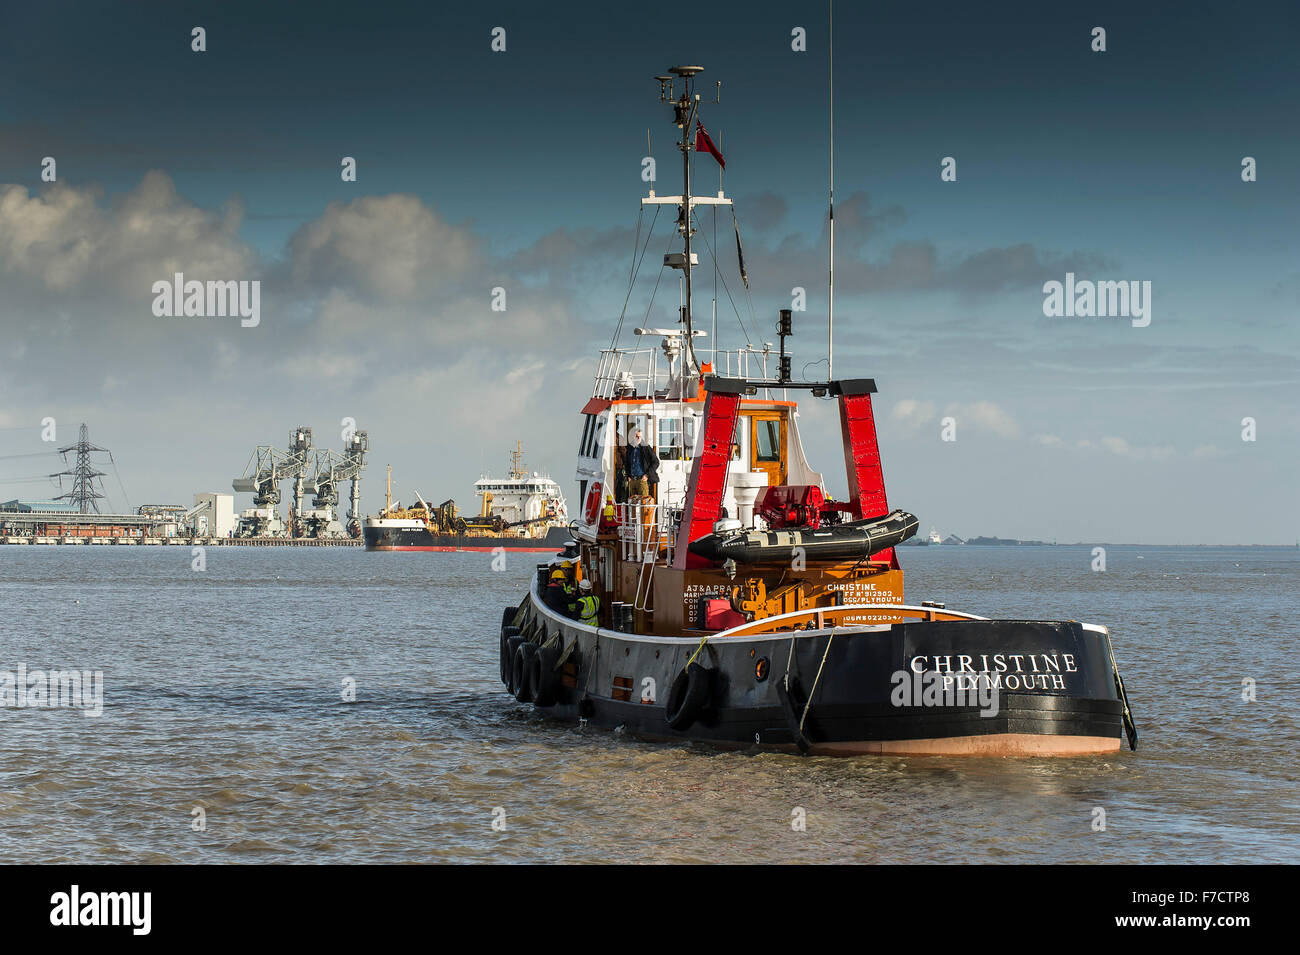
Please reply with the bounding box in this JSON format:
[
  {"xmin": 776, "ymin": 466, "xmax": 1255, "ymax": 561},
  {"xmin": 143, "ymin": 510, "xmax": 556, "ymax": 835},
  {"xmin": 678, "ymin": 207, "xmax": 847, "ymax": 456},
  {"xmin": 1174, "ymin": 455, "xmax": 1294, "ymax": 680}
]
[
  {"xmin": 5, "ymin": 1, "xmax": 1294, "ymax": 255},
  {"xmin": 1, "ymin": 0, "xmax": 1296, "ymax": 542}
]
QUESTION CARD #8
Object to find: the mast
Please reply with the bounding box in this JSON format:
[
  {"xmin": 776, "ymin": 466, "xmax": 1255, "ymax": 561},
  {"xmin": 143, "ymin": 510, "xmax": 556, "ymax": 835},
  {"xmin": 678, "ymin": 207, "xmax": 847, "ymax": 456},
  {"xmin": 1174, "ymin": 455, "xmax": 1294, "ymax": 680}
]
[
  {"xmin": 828, "ymin": 0, "xmax": 835, "ymax": 381},
  {"xmin": 649, "ymin": 66, "xmax": 731, "ymax": 390},
  {"xmin": 671, "ymin": 66, "xmax": 702, "ymax": 374}
]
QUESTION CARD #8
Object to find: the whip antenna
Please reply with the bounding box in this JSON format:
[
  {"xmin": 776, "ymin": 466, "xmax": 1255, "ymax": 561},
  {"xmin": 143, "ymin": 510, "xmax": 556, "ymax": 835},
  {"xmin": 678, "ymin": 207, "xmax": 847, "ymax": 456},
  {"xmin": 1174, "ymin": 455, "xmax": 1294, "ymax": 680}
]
[{"xmin": 828, "ymin": 0, "xmax": 835, "ymax": 380}]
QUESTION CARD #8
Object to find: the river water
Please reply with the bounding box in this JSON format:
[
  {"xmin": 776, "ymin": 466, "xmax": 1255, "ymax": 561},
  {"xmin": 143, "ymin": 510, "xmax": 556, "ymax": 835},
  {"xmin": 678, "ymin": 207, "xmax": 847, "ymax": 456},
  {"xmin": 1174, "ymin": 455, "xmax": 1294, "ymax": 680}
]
[{"xmin": 1, "ymin": 544, "xmax": 1296, "ymax": 863}]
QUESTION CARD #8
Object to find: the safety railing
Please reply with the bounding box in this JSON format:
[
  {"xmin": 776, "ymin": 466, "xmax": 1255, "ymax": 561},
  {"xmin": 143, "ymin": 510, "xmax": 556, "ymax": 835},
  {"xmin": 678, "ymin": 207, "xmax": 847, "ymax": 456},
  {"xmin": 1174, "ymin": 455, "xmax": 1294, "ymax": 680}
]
[
  {"xmin": 613, "ymin": 500, "xmax": 676, "ymax": 566},
  {"xmin": 593, "ymin": 344, "xmax": 791, "ymax": 400},
  {"xmin": 715, "ymin": 346, "xmax": 773, "ymax": 380},
  {"xmin": 592, "ymin": 347, "xmax": 661, "ymax": 399}
]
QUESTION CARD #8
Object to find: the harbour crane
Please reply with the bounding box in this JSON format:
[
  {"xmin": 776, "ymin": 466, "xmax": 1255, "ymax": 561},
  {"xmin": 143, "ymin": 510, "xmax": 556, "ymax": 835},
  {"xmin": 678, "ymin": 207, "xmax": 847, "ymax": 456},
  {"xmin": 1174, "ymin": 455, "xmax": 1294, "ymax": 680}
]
[
  {"xmin": 300, "ymin": 430, "xmax": 368, "ymax": 538},
  {"xmin": 231, "ymin": 426, "xmax": 313, "ymax": 537}
]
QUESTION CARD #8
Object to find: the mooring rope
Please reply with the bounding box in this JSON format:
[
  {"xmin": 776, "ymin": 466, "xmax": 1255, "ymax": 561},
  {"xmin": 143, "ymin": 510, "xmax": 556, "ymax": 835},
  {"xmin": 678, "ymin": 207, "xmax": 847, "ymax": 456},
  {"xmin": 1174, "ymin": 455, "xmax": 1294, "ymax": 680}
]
[
  {"xmin": 684, "ymin": 632, "xmax": 710, "ymax": 669},
  {"xmin": 799, "ymin": 630, "xmax": 836, "ymax": 735},
  {"xmin": 1106, "ymin": 630, "xmax": 1139, "ymax": 751}
]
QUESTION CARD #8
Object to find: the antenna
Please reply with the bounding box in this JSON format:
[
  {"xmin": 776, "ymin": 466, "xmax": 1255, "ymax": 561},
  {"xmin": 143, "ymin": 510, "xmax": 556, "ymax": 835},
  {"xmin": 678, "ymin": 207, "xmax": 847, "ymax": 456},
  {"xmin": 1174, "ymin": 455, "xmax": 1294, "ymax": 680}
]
[
  {"xmin": 828, "ymin": 0, "xmax": 836, "ymax": 381},
  {"xmin": 667, "ymin": 65, "xmax": 704, "ymax": 374}
]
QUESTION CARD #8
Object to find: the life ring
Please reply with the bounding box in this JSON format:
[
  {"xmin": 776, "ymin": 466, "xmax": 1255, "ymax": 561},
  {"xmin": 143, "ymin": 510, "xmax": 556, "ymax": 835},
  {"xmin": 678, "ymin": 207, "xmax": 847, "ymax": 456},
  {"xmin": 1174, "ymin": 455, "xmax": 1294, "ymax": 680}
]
[
  {"xmin": 529, "ymin": 645, "xmax": 563, "ymax": 706},
  {"xmin": 665, "ymin": 662, "xmax": 712, "ymax": 731},
  {"xmin": 513, "ymin": 643, "xmax": 538, "ymax": 703},
  {"xmin": 583, "ymin": 481, "xmax": 603, "ymax": 524}
]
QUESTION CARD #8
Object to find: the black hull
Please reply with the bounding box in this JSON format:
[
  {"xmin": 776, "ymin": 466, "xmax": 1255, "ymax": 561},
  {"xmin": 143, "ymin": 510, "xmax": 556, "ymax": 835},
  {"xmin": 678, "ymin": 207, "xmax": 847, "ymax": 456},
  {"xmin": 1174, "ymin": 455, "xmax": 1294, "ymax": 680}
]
[
  {"xmin": 365, "ymin": 525, "xmax": 570, "ymax": 552},
  {"xmin": 501, "ymin": 583, "xmax": 1135, "ymax": 756}
]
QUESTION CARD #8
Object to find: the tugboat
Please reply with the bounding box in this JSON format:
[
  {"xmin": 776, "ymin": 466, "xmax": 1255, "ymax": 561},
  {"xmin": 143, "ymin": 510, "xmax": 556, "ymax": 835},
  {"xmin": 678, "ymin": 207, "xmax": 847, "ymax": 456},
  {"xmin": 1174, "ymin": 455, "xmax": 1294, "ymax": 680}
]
[
  {"xmin": 365, "ymin": 445, "xmax": 569, "ymax": 552},
  {"xmin": 496, "ymin": 65, "xmax": 1137, "ymax": 756}
]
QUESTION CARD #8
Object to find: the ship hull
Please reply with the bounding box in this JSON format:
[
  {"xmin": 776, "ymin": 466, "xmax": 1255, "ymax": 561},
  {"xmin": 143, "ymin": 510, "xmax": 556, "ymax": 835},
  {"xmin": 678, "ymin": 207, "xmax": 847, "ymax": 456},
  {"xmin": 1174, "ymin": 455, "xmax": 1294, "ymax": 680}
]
[
  {"xmin": 365, "ymin": 525, "xmax": 571, "ymax": 553},
  {"xmin": 501, "ymin": 580, "xmax": 1133, "ymax": 757}
]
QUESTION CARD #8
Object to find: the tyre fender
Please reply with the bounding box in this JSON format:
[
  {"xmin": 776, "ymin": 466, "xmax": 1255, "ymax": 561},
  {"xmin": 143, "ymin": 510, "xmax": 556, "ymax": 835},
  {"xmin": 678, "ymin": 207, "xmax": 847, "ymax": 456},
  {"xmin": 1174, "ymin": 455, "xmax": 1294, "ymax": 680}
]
[
  {"xmin": 531, "ymin": 645, "xmax": 563, "ymax": 707},
  {"xmin": 505, "ymin": 635, "xmax": 526, "ymax": 695},
  {"xmin": 665, "ymin": 662, "xmax": 713, "ymax": 731},
  {"xmin": 513, "ymin": 642, "xmax": 538, "ymax": 703},
  {"xmin": 500, "ymin": 626, "xmax": 521, "ymax": 685}
]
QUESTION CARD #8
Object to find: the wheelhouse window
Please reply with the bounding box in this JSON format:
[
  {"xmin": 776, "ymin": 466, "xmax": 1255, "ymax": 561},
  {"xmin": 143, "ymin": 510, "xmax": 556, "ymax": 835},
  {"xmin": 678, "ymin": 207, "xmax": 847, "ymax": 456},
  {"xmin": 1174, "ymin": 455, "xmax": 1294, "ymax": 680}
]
[
  {"xmin": 657, "ymin": 416, "xmax": 698, "ymax": 461},
  {"xmin": 618, "ymin": 414, "xmax": 650, "ymax": 450},
  {"xmin": 755, "ymin": 419, "xmax": 780, "ymax": 462}
]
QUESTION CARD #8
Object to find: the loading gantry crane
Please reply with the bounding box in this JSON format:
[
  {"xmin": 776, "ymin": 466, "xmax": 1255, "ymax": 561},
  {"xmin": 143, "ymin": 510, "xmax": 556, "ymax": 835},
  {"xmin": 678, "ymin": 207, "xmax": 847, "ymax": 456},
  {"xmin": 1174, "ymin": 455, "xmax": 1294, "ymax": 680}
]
[
  {"xmin": 231, "ymin": 426, "xmax": 314, "ymax": 537},
  {"xmin": 300, "ymin": 430, "xmax": 368, "ymax": 538}
]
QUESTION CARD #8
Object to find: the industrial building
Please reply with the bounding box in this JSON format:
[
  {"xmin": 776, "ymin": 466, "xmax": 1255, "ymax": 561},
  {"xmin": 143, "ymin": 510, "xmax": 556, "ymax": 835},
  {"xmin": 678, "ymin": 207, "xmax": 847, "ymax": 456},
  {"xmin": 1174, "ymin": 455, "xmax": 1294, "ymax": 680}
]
[
  {"xmin": 190, "ymin": 493, "xmax": 236, "ymax": 538},
  {"xmin": 1, "ymin": 422, "xmax": 366, "ymax": 545}
]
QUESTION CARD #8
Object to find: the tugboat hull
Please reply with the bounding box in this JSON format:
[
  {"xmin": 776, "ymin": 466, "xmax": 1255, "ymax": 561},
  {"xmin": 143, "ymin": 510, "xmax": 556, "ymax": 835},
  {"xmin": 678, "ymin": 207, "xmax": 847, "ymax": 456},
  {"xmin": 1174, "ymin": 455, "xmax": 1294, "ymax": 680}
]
[{"xmin": 504, "ymin": 585, "xmax": 1134, "ymax": 756}]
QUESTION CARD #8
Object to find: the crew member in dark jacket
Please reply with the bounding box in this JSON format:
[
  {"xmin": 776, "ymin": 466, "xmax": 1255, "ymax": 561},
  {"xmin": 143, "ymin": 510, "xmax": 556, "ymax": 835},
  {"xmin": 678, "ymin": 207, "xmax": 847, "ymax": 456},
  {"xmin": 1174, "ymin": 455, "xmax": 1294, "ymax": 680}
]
[{"xmin": 625, "ymin": 428, "xmax": 660, "ymax": 499}]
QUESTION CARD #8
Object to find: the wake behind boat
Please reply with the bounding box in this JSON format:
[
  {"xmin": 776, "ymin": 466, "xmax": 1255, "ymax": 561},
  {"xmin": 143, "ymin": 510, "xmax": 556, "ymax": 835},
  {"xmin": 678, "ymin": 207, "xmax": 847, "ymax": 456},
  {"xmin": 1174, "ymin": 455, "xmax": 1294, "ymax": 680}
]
[{"xmin": 496, "ymin": 65, "xmax": 1137, "ymax": 756}]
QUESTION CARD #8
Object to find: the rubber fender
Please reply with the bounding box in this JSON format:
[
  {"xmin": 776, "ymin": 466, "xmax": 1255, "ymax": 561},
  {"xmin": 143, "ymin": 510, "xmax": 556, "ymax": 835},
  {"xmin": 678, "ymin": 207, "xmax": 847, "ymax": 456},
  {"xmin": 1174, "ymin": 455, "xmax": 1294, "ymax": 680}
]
[
  {"xmin": 500, "ymin": 605, "xmax": 519, "ymax": 634},
  {"xmin": 505, "ymin": 635, "xmax": 526, "ymax": 696},
  {"xmin": 665, "ymin": 662, "xmax": 713, "ymax": 731},
  {"xmin": 513, "ymin": 643, "xmax": 538, "ymax": 704},
  {"xmin": 500, "ymin": 626, "xmax": 521, "ymax": 684},
  {"xmin": 531, "ymin": 645, "xmax": 563, "ymax": 707}
]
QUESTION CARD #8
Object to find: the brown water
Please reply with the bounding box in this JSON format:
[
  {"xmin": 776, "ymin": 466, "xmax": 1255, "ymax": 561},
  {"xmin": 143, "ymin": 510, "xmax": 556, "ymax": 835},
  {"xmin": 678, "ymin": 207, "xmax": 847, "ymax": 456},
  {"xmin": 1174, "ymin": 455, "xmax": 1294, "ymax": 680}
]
[{"xmin": 1, "ymin": 545, "xmax": 1296, "ymax": 863}]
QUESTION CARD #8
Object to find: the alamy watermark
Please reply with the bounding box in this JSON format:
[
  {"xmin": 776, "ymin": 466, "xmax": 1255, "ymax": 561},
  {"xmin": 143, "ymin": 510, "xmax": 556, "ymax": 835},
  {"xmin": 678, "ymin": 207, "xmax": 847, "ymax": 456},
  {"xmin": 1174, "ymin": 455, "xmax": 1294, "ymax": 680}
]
[
  {"xmin": 1042, "ymin": 272, "xmax": 1151, "ymax": 327},
  {"xmin": 0, "ymin": 664, "xmax": 103, "ymax": 716},
  {"xmin": 890, "ymin": 668, "xmax": 1000, "ymax": 717},
  {"xmin": 151, "ymin": 272, "xmax": 260, "ymax": 327}
]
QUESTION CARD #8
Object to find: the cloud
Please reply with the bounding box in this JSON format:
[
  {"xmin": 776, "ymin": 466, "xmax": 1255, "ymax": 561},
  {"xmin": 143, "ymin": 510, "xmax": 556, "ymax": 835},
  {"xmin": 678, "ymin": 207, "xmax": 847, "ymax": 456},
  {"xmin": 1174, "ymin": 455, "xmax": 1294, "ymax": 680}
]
[
  {"xmin": 1039, "ymin": 432, "xmax": 1180, "ymax": 459},
  {"xmin": 947, "ymin": 400, "xmax": 1020, "ymax": 438},
  {"xmin": 287, "ymin": 193, "xmax": 481, "ymax": 300},
  {"xmin": 0, "ymin": 171, "xmax": 254, "ymax": 295},
  {"xmin": 730, "ymin": 190, "xmax": 1115, "ymax": 301},
  {"xmin": 739, "ymin": 191, "xmax": 788, "ymax": 233},
  {"xmin": 891, "ymin": 400, "xmax": 1019, "ymax": 439},
  {"xmin": 890, "ymin": 399, "xmax": 936, "ymax": 431},
  {"xmin": 1099, "ymin": 435, "xmax": 1175, "ymax": 460}
]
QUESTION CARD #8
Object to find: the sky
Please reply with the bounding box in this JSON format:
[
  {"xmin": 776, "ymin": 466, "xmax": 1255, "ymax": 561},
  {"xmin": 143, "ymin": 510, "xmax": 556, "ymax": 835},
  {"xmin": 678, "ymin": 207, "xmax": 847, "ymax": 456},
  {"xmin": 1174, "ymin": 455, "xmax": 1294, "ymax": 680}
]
[{"xmin": 0, "ymin": 0, "xmax": 1296, "ymax": 543}]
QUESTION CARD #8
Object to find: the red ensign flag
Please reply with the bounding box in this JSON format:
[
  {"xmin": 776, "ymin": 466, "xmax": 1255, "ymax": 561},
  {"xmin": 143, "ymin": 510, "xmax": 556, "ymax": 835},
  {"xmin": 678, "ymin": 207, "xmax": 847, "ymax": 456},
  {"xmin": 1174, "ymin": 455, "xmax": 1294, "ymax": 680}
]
[{"xmin": 695, "ymin": 122, "xmax": 725, "ymax": 169}]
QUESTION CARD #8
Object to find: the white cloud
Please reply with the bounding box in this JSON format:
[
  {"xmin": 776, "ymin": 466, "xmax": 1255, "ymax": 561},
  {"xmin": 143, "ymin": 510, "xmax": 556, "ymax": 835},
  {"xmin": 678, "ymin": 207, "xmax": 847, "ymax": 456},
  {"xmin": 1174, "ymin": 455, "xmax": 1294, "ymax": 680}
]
[
  {"xmin": 0, "ymin": 172, "xmax": 254, "ymax": 295},
  {"xmin": 890, "ymin": 399, "xmax": 936, "ymax": 431},
  {"xmin": 288, "ymin": 194, "xmax": 480, "ymax": 300},
  {"xmin": 946, "ymin": 400, "xmax": 1020, "ymax": 438},
  {"xmin": 1099, "ymin": 435, "xmax": 1175, "ymax": 460}
]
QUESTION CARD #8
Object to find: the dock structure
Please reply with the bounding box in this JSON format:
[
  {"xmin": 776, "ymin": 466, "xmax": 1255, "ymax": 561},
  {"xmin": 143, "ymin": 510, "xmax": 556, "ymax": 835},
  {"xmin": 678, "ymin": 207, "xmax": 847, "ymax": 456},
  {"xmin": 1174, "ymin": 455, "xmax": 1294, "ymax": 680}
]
[
  {"xmin": 2, "ymin": 421, "xmax": 369, "ymax": 546},
  {"xmin": 1, "ymin": 531, "xmax": 362, "ymax": 546},
  {"xmin": 0, "ymin": 510, "xmax": 361, "ymax": 545}
]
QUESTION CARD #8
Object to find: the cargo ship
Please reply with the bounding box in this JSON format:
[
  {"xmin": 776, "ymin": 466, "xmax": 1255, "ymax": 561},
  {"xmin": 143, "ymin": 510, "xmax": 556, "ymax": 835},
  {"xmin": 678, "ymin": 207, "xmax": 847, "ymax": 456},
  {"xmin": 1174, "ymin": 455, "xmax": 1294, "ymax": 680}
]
[
  {"xmin": 364, "ymin": 446, "xmax": 570, "ymax": 552},
  {"xmin": 493, "ymin": 64, "xmax": 1138, "ymax": 756}
]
